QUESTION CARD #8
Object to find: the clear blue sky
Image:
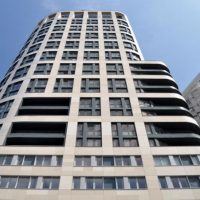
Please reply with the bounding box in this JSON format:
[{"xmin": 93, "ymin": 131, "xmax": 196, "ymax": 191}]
[{"xmin": 0, "ymin": 0, "xmax": 200, "ymax": 91}]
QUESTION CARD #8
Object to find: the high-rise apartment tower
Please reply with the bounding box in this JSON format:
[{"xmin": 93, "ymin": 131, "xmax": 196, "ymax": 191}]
[
  {"xmin": 183, "ymin": 73, "xmax": 200, "ymax": 126},
  {"xmin": 0, "ymin": 11, "xmax": 200, "ymax": 200}
]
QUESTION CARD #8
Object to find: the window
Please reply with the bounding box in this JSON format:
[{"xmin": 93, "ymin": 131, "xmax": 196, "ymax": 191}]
[
  {"xmin": 75, "ymin": 12, "xmax": 83, "ymax": 18},
  {"xmin": 102, "ymin": 12, "xmax": 112, "ymax": 18},
  {"xmin": 103, "ymin": 26, "xmax": 115, "ymax": 31},
  {"xmin": 105, "ymin": 51, "xmax": 121, "ymax": 60},
  {"xmin": 121, "ymin": 33, "xmax": 134, "ymax": 42},
  {"xmin": 56, "ymin": 19, "xmax": 67, "ymax": 25},
  {"xmin": 118, "ymin": 20, "xmax": 128, "ymax": 27},
  {"xmin": 3, "ymin": 81, "xmax": 22, "ymax": 98},
  {"xmin": 0, "ymin": 100, "xmax": 13, "ymax": 119},
  {"xmin": 85, "ymin": 32, "xmax": 98, "ymax": 39},
  {"xmin": 81, "ymin": 78, "xmax": 100, "ymax": 93},
  {"xmin": 70, "ymin": 25, "xmax": 82, "ymax": 31},
  {"xmin": 88, "ymin": 12, "xmax": 97, "ymax": 18},
  {"xmin": 74, "ymin": 155, "xmax": 142, "ymax": 167},
  {"xmin": 49, "ymin": 32, "xmax": 63, "ymax": 40},
  {"xmin": 123, "ymin": 42, "xmax": 137, "ymax": 51},
  {"xmin": 21, "ymin": 54, "xmax": 36, "ymax": 65},
  {"xmin": 62, "ymin": 51, "xmax": 78, "ymax": 60},
  {"xmin": 71, "ymin": 19, "xmax": 82, "ymax": 24},
  {"xmin": 12, "ymin": 66, "xmax": 30, "ymax": 80},
  {"xmin": 27, "ymin": 43, "xmax": 41, "ymax": 53},
  {"xmin": 53, "ymin": 26, "xmax": 65, "ymax": 31},
  {"xmin": 109, "ymin": 98, "xmax": 132, "ymax": 116},
  {"xmin": 84, "ymin": 51, "xmax": 99, "ymax": 60},
  {"xmin": 65, "ymin": 41, "xmax": 79, "ymax": 49},
  {"xmin": 73, "ymin": 176, "xmax": 147, "ymax": 190},
  {"xmin": 108, "ymin": 79, "xmax": 127, "ymax": 93},
  {"xmin": 61, "ymin": 12, "xmax": 69, "ymax": 18},
  {"xmin": 85, "ymin": 41, "xmax": 99, "ymax": 49},
  {"xmin": 40, "ymin": 51, "xmax": 57, "ymax": 60},
  {"xmin": 26, "ymin": 79, "xmax": 47, "ymax": 93},
  {"xmin": 104, "ymin": 41, "xmax": 118, "ymax": 49},
  {"xmin": 102, "ymin": 19, "xmax": 113, "ymax": 24},
  {"xmin": 45, "ymin": 41, "xmax": 60, "ymax": 49},
  {"xmin": 112, "ymin": 123, "xmax": 138, "ymax": 147},
  {"xmin": 68, "ymin": 32, "xmax": 80, "ymax": 39},
  {"xmin": 82, "ymin": 63, "xmax": 99, "ymax": 75},
  {"xmin": 106, "ymin": 63, "xmax": 124, "ymax": 75},
  {"xmin": 76, "ymin": 122, "xmax": 102, "ymax": 147},
  {"xmin": 33, "ymin": 35, "xmax": 45, "ymax": 44},
  {"xmin": 154, "ymin": 155, "xmax": 200, "ymax": 166},
  {"xmin": 104, "ymin": 33, "xmax": 116, "ymax": 39},
  {"xmin": 34, "ymin": 63, "xmax": 53, "ymax": 75},
  {"xmin": 38, "ymin": 28, "xmax": 49, "ymax": 36},
  {"xmin": 126, "ymin": 52, "xmax": 140, "ymax": 61},
  {"xmin": 86, "ymin": 25, "xmax": 98, "ymax": 31},
  {"xmin": 58, "ymin": 63, "xmax": 76, "ymax": 74},
  {"xmin": 0, "ymin": 74, "xmax": 10, "ymax": 88},
  {"xmin": 79, "ymin": 97, "xmax": 101, "ymax": 116},
  {"xmin": 119, "ymin": 26, "xmax": 131, "ymax": 34},
  {"xmin": 0, "ymin": 176, "xmax": 60, "ymax": 189},
  {"xmin": 159, "ymin": 176, "xmax": 200, "ymax": 189},
  {"xmin": 87, "ymin": 19, "xmax": 98, "ymax": 24},
  {"xmin": 54, "ymin": 78, "xmax": 73, "ymax": 92}
]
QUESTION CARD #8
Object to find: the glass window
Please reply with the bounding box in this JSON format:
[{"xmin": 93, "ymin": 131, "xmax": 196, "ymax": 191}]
[
  {"xmin": 16, "ymin": 177, "xmax": 30, "ymax": 189},
  {"xmin": 104, "ymin": 178, "xmax": 116, "ymax": 189},
  {"xmin": 103, "ymin": 157, "xmax": 114, "ymax": 166}
]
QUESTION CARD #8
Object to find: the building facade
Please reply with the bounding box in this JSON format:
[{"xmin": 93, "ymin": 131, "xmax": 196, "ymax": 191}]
[
  {"xmin": 0, "ymin": 11, "xmax": 200, "ymax": 200},
  {"xmin": 183, "ymin": 73, "xmax": 200, "ymax": 125}
]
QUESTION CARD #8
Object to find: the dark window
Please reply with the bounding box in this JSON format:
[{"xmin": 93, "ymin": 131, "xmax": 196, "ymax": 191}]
[
  {"xmin": 40, "ymin": 51, "xmax": 57, "ymax": 61},
  {"xmin": 84, "ymin": 51, "xmax": 99, "ymax": 60},
  {"xmin": 121, "ymin": 33, "xmax": 134, "ymax": 42},
  {"xmin": 109, "ymin": 98, "xmax": 132, "ymax": 116},
  {"xmin": 3, "ymin": 81, "xmax": 22, "ymax": 98},
  {"xmin": 70, "ymin": 25, "xmax": 82, "ymax": 31},
  {"xmin": 27, "ymin": 43, "xmax": 41, "ymax": 53},
  {"xmin": 88, "ymin": 12, "xmax": 97, "ymax": 18},
  {"xmin": 45, "ymin": 41, "xmax": 60, "ymax": 49},
  {"xmin": 86, "ymin": 25, "xmax": 98, "ymax": 31},
  {"xmin": 49, "ymin": 33, "xmax": 63, "ymax": 40},
  {"xmin": 65, "ymin": 41, "xmax": 79, "ymax": 49},
  {"xmin": 81, "ymin": 79, "xmax": 100, "ymax": 93},
  {"xmin": 26, "ymin": 79, "xmax": 47, "ymax": 93},
  {"xmin": 112, "ymin": 123, "xmax": 138, "ymax": 147},
  {"xmin": 85, "ymin": 41, "xmax": 99, "ymax": 49},
  {"xmin": 104, "ymin": 33, "xmax": 116, "ymax": 39},
  {"xmin": 34, "ymin": 63, "xmax": 53, "ymax": 75},
  {"xmin": 79, "ymin": 97, "xmax": 101, "ymax": 116},
  {"xmin": 0, "ymin": 100, "xmax": 13, "ymax": 119},
  {"xmin": 71, "ymin": 19, "xmax": 82, "ymax": 24},
  {"xmin": 106, "ymin": 63, "xmax": 124, "ymax": 75},
  {"xmin": 62, "ymin": 51, "xmax": 78, "ymax": 60},
  {"xmin": 105, "ymin": 51, "xmax": 121, "ymax": 60},
  {"xmin": 68, "ymin": 32, "xmax": 80, "ymax": 39},
  {"xmin": 76, "ymin": 122, "xmax": 102, "ymax": 147},
  {"xmin": 103, "ymin": 26, "xmax": 115, "ymax": 31},
  {"xmin": 126, "ymin": 52, "xmax": 140, "ymax": 61},
  {"xmin": 104, "ymin": 41, "xmax": 118, "ymax": 49},
  {"xmin": 58, "ymin": 63, "xmax": 76, "ymax": 74},
  {"xmin": 87, "ymin": 19, "xmax": 98, "ymax": 24},
  {"xmin": 82, "ymin": 63, "xmax": 99, "ymax": 75},
  {"xmin": 108, "ymin": 79, "xmax": 127, "ymax": 93},
  {"xmin": 123, "ymin": 42, "xmax": 137, "ymax": 51},
  {"xmin": 54, "ymin": 78, "xmax": 73, "ymax": 92},
  {"xmin": 85, "ymin": 32, "xmax": 98, "ymax": 39},
  {"xmin": 12, "ymin": 66, "xmax": 30, "ymax": 80},
  {"xmin": 53, "ymin": 26, "xmax": 65, "ymax": 31},
  {"xmin": 21, "ymin": 54, "xmax": 36, "ymax": 65}
]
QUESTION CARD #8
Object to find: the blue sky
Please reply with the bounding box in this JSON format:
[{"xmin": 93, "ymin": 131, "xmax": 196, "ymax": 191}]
[{"xmin": 0, "ymin": 0, "xmax": 200, "ymax": 91}]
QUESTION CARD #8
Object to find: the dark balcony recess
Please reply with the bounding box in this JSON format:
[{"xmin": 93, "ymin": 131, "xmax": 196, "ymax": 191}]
[
  {"xmin": 146, "ymin": 122, "xmax": 200, "ymax": 146},
  {"xmin": 5, "ymin": 122, "xmax": 67, "ymax": 146},
  {"xmin": 18, "ymin": 97, "xmax": 70, "ymax": 115}
]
